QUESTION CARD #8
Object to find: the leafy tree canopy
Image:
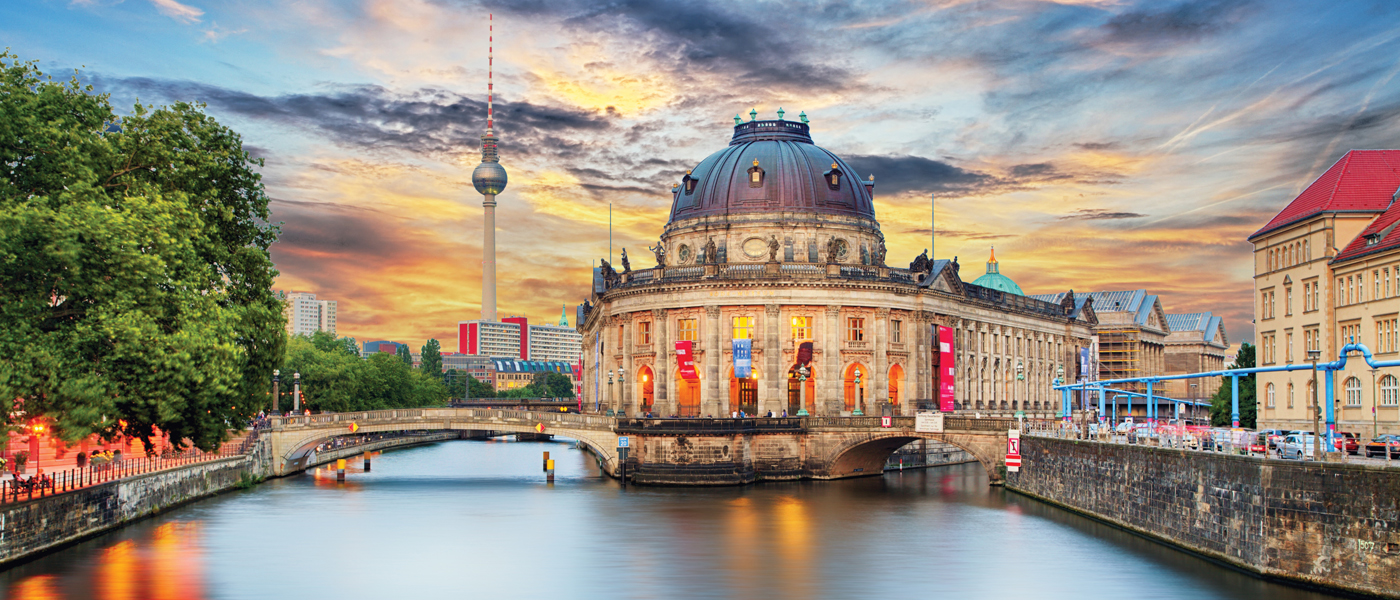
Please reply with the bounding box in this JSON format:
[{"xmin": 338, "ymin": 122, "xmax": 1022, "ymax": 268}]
[
  {"xmin": 280, "ymin": 332, "xmax": 446, "ymax": 412},
  {"xmin": 420, "ymin": 339, "xmax": 442, "ymax": 375},
  {"xmin": 1210, "ymin": 343, "xmax": 1256, "ymax": 428},
  {"xmin": 396, "ymin": 343, "xmax": 412, "ymax": 367},
  {"xmin": 0, "ymin": 53, "xmax": 283, "ymax": 450}
]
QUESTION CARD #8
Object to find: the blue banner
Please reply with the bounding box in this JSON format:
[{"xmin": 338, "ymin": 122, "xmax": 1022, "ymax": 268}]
[{"xmin": 733, "ymin": 339, "xmax": 752, "ymax": 379}]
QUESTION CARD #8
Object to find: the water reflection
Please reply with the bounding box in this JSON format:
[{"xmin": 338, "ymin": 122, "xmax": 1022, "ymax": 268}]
[{"xmin": 1, "ymin": 440, "xmax": 1350, "ymax": 600}]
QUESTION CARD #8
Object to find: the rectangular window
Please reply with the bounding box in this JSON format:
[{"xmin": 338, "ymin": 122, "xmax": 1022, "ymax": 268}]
[
  {"xmin": 732, "ymin": 316, "xmax": 754, "ymax": 340},
  {"xmin": 1386, "ymin": 268, "xmax": 1392, "ymax": 298},
  {"xmin": 847, "ymin": 317, "xmax": 865, "ymax": 342},
  {"xmin": 891, "ymin": 320, "xmax": 902, "ymax": 343},
  {"xmin": 677, "ymin": 318, "xmax": 698, "ymax": 342},
  {"xmin": 1376, "ymin": 270, "xmax": 1382, "ymax": 300},
  {"xmin": 1286, "ymin": 331, "xmax": 1293, "ymax": 363},
  {"xmin": 1285, "ymin": 287, "xmax": 1292, "ymax": 316},
  {"xmin": 637, "ymin": 321, "xmax": 652, "ymax": 345},
  {"xmin": 1338, "ymin": 278, "xmax": 1345, "ymax": 306},
  {"xmin": 1270, "ymin": 291, "xmax": 1276, "ymax": 318},
  {"xmin": 791, "ymin": 316, "xmax": 812, "ymax": 341},
  {"xmin": 1303, "ymin": 282, "xmax": 1310, "ymax": 312}
]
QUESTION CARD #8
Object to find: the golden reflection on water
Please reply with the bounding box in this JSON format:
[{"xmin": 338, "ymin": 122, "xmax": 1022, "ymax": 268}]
[
  {"xmin": 772, "ymin": 495, "xmax": 812, "ymax": 598},
  {"xmin": 8, "ymin": 522, "xmax": 206, "ymax": 600}
]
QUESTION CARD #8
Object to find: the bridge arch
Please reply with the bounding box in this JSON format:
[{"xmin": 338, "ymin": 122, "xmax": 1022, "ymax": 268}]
[{"xmin": 818, "ymin": 431, "xmax": 1008, "ymax": 483}]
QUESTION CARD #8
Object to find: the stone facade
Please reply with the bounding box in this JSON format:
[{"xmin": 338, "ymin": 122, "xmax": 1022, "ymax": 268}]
[{"xmin": 1007, "ymin": 436, "xmax": 1400, "ymax": 599}]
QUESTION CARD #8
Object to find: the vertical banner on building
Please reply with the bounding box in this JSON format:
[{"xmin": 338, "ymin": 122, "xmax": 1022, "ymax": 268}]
[
  {"xmin": 938, "ymin": 325, "xmax": 956, "ymax": 412},
  {"xmin": 593, "ymin": 337, "xmax": 601, "ymax": 412},
  {"xmin": 797, "ymin": 342, "xmax": 813, "ymax": 367},
  {"xmin": 733, "ymin": 339, "xmax": 753, "ymax": 379},
  {"xmin": 676, "ymin": 341, "xmax": 698, "ymax": 380}
]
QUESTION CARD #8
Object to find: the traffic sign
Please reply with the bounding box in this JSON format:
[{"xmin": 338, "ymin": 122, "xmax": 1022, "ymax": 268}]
[
  {"xmin": 881, "ymin": 416, "xmax": 892, "ymax": 428},
  {"xmin": 1007, "ymin": 437, "xmax": 1021, "ymax": 456},
  {"xmin": 1006, "ymin": 429, "xmax": 1022, "ymax": 472},
  {"xmin": 618, "ymin": 436, "xmax": 629, "ymax": 448}
]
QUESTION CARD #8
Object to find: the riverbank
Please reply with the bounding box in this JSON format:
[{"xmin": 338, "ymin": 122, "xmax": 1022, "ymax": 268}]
[
  {"xmin": 0, "ymin": 432, "xmax": 457, "ymax": 569},
  {"xmin": 1006, "ymin": 435, "xmax": 1400, "ymax": 599}
]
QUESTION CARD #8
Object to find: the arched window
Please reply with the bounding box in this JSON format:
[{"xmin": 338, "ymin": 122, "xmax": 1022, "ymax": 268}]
[
  {"xmin": 1266, "ymin": 383, "xmax": 1275, "ymax": 408},
  {"xmin": 1382, "ymin": 375, "xmax": 1399, "ymax": 406},
  {"xmin": 824, "ymin": 162, "xmax": 843, "ymax": 190},
  {"xmin": 747, "ymin": 159, "xmax": 765, "ymax": 187},
  {"xmin": 1345, "ymin": 377, "xmax": 1362, "ymax": 406}
]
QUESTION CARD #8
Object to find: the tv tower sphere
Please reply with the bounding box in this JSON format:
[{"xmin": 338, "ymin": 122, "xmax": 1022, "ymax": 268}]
[{"xmin": 473, "ymin": 160, "xmax": 507, "ymax": 195}]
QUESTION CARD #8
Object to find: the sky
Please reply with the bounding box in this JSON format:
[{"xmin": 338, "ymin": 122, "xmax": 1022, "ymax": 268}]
[{"xmin": 5, "ymin": 0, "xmax": 1400, "ymax": 352}]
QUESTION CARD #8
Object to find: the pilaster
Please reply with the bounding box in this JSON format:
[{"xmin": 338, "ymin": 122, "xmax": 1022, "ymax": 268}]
[
  {"xmin": 824, "ymin": 305, "xmax": 842, "ymax": 415},
  {"xmin": 704, "ymin": 306, "xmax": 723, "ymax": 417},
  {"xmin": 763, "ymin": 304, "xmax": 781, "ymax": 415}
]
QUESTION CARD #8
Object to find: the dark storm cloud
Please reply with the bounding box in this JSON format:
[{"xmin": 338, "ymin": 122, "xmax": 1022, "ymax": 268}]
[
  {"xmin": 842, "ymin": 154, "xmax": 992, "ymax": 196},
  {"xmin": 1058, "ymin": 208, "xmax": 1147, "ymax": 221},
  {"xmin": 1101, "ymin": 0, "xmax": 1256, "ymax": 44},
  {"xmin": 475, "ymin": 0, "xmax": 868, "ymax": 94},
  {"xmin": 96, "ymin": 76, "xmax": 612, "ymax": 158}
]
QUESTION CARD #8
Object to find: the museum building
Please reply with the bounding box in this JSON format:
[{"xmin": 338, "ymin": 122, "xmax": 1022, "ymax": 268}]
[{"xmin": 577, "ymin": 114, "xmax": 1098, "ymax": 418}]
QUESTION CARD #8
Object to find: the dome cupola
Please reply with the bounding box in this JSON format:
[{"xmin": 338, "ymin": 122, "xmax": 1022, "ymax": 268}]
[{"xmin": 971, "ymin": 247, "xmax": 1024, "ymax": 295}]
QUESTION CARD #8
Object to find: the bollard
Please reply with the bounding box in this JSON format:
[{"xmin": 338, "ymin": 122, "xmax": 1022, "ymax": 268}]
[
  {"xmin": 546, "ymin": 459, "xmax": 555, "ymax": 483},
  {"xmin": 337, "ymin": 458, "xmax": 346, "ymax": 482},
  {"xmin": 543, "ymin": 451, "xmax": 550, "ymax": 472},
  {"xmin": 363, "ymin": 451, "xmax": 371, "ymax": 472}
]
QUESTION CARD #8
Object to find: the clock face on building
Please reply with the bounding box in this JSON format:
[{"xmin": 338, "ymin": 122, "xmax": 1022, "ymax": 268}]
[{"xmin": 678, "ymin": 244, "xmax": 692, "ymax": 264}]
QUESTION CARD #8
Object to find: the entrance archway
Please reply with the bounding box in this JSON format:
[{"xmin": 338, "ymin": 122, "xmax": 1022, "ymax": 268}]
[
  {"xmin": 787, "ymin": 364, "xmax": 816, "ymax": 415},
  {"xmin": 843, "ymin": 362, "xmax": 869, "ymax": 413},
  {"xmin": 888, "ymin": 364, "xmax": 905, "ymax": 408},
  {"xmin": 728, "ymin": 368, "xmax": 758, "ymax": 416},
  {"xmin": 638, "ymin": 365, "xmax": 655, "ymax": 414},
  {"xmin": 676, "ymin": 369, "xmax": 701, "ymax": 417}
]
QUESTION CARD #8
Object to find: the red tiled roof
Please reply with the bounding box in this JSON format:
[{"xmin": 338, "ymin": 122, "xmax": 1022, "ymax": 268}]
[
  {"xmin": 1249, "ymin": 150, "xmax": 1400, "ymax": 240},
  {"xmin": 1332, "ymin": 199, "xmax": 1400, "ymax": 263}
]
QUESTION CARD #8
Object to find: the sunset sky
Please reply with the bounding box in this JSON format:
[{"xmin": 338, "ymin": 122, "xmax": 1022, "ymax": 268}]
[{"xmin": 6, "ymin": 0, "xmax": 1400, "ymax": 351}]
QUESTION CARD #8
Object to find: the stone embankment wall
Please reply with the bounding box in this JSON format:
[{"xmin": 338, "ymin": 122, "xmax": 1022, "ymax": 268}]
[
  {"xmin": 0, "ymin": 433, "xmax": 453, "ymax": 568},
  {"xmin": 1007, "ymin": 436, "xmax": 1400, "ymax": 599}
]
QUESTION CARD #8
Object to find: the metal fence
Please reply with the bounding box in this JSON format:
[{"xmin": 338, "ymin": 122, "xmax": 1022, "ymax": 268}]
[{"xmin": 1, "ymin": 432, "xmax": 259, "ymax": 504}]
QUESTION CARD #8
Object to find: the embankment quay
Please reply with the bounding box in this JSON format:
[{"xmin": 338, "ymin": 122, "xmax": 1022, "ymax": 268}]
[{"xmin": 1009, "ymin": 432, "xmax": 1400, "ymax": 599}]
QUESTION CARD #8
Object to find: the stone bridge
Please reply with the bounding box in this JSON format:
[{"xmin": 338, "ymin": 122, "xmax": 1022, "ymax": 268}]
[{"xmin": 263, "ymin": 409, "xmax": 1015, "ymax": 485}]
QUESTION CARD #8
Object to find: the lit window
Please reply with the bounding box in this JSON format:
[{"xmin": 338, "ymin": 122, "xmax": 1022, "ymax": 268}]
[
  {"xmin": 677, "ymin": 319, "xmax": 697, "ymax": 342},
  {"xmin": 847, "ymin": 317, "xmax": 865, "ymax": 342},
  {"xmin": 824, "ymin": 163, "xmax": 842, "ymax": 190},
  {"xmin": 732, "ymin": 316, "xmax": 754, "ymax": 340},
  {"xmin": 748, "ymin": 159, "xmax": 765, "ymax": 187},
  {"xmin": 791, "ymin": 316, "xmax": 812, "ymax": 341},
  {"xmin": 638, "ymin": 321, "xmax": 651, "ymax": 345}
]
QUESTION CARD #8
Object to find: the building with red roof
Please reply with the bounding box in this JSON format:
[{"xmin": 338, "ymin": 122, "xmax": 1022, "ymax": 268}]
[{"xmin": 1251, "ymin": 150, "xmax": 1400, "ymax": 439}]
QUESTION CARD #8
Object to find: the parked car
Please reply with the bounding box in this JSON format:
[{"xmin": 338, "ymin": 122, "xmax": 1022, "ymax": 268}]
[
  {"xmin": 1279, "ymin": 434, "xmax": 1319, "ymax": 460},
  {"xmin": 1333, "ymin": 431, "xmax": 1360, "ymax": 454},
  {"xmin": 1260, "ymin": 429, "xmax": 1301, "ymax": 449},
  {"xmin": 1249, "ymin": 433, "xmax": 1268, "ymax": 454},
  {"xmin": 1364, "ymin": 434, "xmax": 1400, "ymax": 458}
]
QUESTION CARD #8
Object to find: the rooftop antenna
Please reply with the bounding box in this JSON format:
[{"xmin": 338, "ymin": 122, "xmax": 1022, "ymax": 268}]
[{"xmin": 931, "ymin": 193, "xmax": 936, "ymax": 260}]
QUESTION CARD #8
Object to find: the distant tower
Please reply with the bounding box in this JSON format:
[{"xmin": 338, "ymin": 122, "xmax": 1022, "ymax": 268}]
[
  {"xmin": 559, "ymin": 303, "xmax": 569, "ymax": 327},
  {"xmin": 472, "ymin": 13, "xmax": 507, "ymax": 322}
]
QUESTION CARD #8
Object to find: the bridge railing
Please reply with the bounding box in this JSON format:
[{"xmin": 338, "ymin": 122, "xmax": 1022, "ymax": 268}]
[
  {"xmin": 266, "ymin": 408, "xmax": 617, "ymax": 430},
  {"xmin": 616, "ymin": 418, "xmax": 805, "ymax": 434}
]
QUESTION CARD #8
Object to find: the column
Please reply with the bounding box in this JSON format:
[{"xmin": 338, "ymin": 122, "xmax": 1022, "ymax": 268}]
[
  {"xmin": 824, "ymin": 305, "xmax": 842, "ymax": 415},
  {"xmin": 874, "ymin": 308, "xmax": 890, "ymax": 412},
  {"xmin": 704, "ymin": 306, "xmax": 723, "ymax": 417},
  {"xmin": 653, "ymin": 309, "xmax": 671, "ymax": 416},
  {"xmin": 621, "ymin": 315, "xmax": 632, "ymax": 416},
  {"xmin": 764, "ymin": 304, "xmax": 781, "ymax": 415}
]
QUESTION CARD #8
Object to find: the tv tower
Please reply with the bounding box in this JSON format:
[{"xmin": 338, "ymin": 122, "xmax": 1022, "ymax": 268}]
[{"xmin": 472, "ymin": 13, "xmax": 507, "ymax": 322}]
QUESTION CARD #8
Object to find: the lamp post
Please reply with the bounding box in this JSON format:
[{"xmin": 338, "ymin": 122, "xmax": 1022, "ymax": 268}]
[
  {"xmin": 618, "ymin": 367, "xmax": 626, "ymax": 417},
  {"xmin": 852, "ymin": 367, "xmax": 864, "ymax": 416},
  {"xmin": 1308, "ymin": 349, "xmax": 1321, "ymax": 460},
  {"xmin": 607, "ymin": 370, "xmax": 615, "ymax": 416},
  {"xmin": 293, "ymin": 372, "xmax": 302, "ymax": 413},
  {"xmin": 1016, "ymin": 360, "xmax": 1025, "ymax": 411},
  {"xmin": 796, "ymin": 364, "xmax": 811, "ymax": 417},
  {"xmin": 1056, "ymin": 364, "xmax": 1066, "ymax": 422},
  {"xmin": 272, "ymin": 369, "xmax": 281, "ymax": 414}
]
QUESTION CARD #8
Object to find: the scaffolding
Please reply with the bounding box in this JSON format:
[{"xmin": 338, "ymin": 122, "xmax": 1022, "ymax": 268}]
[{"xmin": 1098, "ymin": 329, "xmax": 1145, "ymax": 394}]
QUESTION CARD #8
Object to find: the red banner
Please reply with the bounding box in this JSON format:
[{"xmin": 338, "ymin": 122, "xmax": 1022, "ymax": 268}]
[
  {"xmin": 937, "ymin": 325, "xmax": 956, "ymax": 411},
  {"xmin": 797, "ymin": 341, "xmax": 813, "ymax": 367},
  {"xmin": 676, "ymin": 340, "xmax": 698, "ymax": 380}
]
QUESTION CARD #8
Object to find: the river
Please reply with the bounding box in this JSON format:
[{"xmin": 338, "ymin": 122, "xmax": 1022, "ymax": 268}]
[{"xmin": 0, "ymin": 438, "xmax": 1349, "ymax": 600}]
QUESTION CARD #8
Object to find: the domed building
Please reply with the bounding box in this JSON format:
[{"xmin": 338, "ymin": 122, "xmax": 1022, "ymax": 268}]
[
  {"xmin": 578, "ymin": 112, "xmax": 1097, "ymax": 418},
  {"xmin": 971, "ymin": 248, "xmax": 1025, "ymax": 296}
]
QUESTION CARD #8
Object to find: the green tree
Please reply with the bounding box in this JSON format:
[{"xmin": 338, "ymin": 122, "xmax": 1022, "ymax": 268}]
[
  {"xmin": 467, "ymin": 374, "xmax": 496, "ymax": 399},
  {"xmin": 530, "ymin": 372, "xmax": 575, "ymax": 398},
  {"xmin": 420, "ymin": 339, "xmax": 442, "ymax": 375},
  {"xmin": 444, "ymin": 369, "xmax": 466, "ymax": 399},
  {"xmin": 396, "ymin": 343, "xmax": 413, "ymax": 367},
  {"xmin": 1210, "ymin": 343, "xmax": 1256, "ymax": 428},
  {"xmin": 282, "ymin": 338, "xmax": 447, "ymax": 411},
  {"xmin": 0, "ymin": 54, "xmax": 284, "ymax": 451}
]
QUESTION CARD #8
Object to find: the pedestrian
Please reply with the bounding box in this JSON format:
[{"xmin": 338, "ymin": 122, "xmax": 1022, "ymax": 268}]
[
  {"xmin": 782, "ymin": 410, "xmax": 788, "ymax": 418},
  {"xmin": 732, "ymin": 410, "xmax": 738, "ymax": 419}
]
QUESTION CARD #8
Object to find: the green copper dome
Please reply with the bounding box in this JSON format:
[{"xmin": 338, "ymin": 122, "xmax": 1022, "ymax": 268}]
[{"xmin": 971, "ymin": 248, "xmax": 1024, "ymax": 296}]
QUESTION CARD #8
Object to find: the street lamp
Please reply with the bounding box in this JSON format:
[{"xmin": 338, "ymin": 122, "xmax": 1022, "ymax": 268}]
[
  {"xmin": 606, "ymin": 369, "xmax": 615, "ymax": 416},
  {"xmin": 272, "ymin": 369, "xmax": 281, "ymax": 414},
  {"xmin": 1016, "ymin": 360, "xmax": 1025, "ymax": 411},
  {"xmin": 293, "ymin": 371, "xmax": 302, "ymax": 413},
  {"xmin": 796, "ymin": 364, "xmax": 811, "ymax": 416},
  {"xmin": 1308, "ymin": 348, "xmax": 1321, "ymax": 460},
  {"xmin": 853, "ymin": 367, "xmax": 864, "ymax": 416},
  {"xmin": 618, "ymin": 367, "xmax": 627, "ymax": 416},
  {"xmin": 1055, "ymin": 364, "xmax": 1065, "ymax": 413}
]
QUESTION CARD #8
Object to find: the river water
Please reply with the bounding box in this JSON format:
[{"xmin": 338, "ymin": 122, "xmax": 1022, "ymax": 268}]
[{"xmin": 0, "ymin": 439, "xmax": 1348, "ymax": 600}]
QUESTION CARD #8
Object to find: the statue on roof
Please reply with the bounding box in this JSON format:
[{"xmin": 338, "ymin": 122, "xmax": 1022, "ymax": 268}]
[
  {"xmin": 703, "ymin": 238, "xmax": 717, "ymax": 265},
  {"xmin": 826, "ymin": 237, "xmax": 843, "ymax": 264},
  {"xmin": 600, "ymin": 259, "xmax": 619, "ymax": 288},
  {"xmin": 909, "ymin": 249, "xmax": 930, "ymax": 273},
  {"xmin": 648, "ymin": 239, "xmax": 667, "ymax": 268},
  {"xmin": 768, "ymin": 235, "xmax": 780, "ymax": 262},
  {"xmin": 873, "ymin": 237, "xmax": 887, "ymax": 267},
  {"xmin": 620, "ymin": 248, "xmax": 631, "ymax": 273}
]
